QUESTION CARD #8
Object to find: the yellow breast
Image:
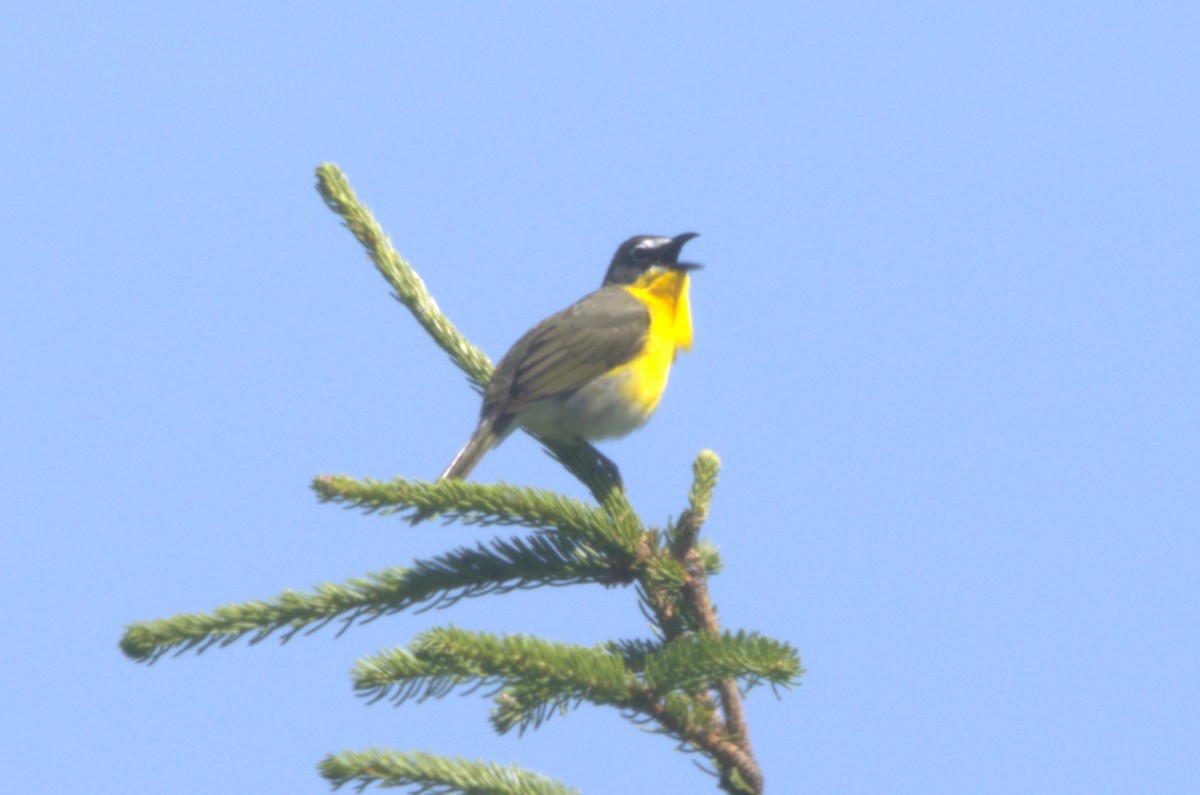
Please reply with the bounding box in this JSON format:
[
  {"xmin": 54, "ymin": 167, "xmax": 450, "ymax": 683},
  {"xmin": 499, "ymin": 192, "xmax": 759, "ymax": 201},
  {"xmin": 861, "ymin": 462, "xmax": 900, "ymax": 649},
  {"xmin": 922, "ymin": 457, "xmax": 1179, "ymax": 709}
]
[{"xmin": 610, "ymin": 269, "xmax": 693, "ymax": 415}]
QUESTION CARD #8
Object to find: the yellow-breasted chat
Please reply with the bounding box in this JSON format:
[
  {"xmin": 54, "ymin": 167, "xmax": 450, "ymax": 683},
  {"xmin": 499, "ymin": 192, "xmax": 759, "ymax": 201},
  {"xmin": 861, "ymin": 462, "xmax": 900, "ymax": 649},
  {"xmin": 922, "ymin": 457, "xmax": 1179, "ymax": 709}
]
[{"xmin": 439, "ymin": 232, "xmax": 701, "ymax": 481}]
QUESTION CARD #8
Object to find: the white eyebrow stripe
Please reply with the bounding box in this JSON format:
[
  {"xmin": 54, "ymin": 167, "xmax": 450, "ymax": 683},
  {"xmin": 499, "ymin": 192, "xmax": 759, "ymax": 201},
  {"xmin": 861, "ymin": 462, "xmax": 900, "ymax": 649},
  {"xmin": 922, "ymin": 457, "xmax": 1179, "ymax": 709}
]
[{"xmin": 636, "ymin": 237, "xmax": 671, "ymax": 251}]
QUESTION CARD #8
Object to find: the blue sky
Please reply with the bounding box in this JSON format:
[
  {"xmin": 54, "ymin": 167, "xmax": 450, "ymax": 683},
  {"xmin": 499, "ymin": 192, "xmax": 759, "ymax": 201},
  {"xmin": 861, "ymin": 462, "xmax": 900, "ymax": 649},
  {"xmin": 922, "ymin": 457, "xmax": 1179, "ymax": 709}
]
[{"xmin": 3, "ymin": 3, "xmax": 1197, "ymax": 793}]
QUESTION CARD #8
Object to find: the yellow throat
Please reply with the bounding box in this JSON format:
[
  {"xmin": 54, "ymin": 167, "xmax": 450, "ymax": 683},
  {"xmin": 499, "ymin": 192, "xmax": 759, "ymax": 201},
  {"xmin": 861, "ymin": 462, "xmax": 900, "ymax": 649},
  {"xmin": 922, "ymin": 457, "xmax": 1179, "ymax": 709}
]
[{"xmin": 614, "ymin": 268, "xmax": 693, "ymax": 413}]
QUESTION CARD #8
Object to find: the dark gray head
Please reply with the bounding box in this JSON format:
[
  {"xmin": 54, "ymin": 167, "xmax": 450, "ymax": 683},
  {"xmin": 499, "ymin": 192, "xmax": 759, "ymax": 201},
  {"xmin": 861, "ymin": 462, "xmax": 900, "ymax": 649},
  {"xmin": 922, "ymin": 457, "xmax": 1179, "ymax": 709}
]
[{"xmin": 602, "ymin": 232, "xmax": 701, "ymax": 287}]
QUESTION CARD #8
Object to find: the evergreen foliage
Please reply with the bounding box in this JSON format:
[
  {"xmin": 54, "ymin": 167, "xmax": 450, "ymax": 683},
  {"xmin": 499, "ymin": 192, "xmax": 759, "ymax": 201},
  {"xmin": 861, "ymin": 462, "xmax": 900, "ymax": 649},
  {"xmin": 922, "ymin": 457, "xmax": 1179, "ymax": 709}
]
[
  {"xmin": 320, "ymin": 749, "xmax": 580, "ymax": 795},
  {"xmin": 120, "ymin": 164, "xmax": 803, "ymax": 794}
]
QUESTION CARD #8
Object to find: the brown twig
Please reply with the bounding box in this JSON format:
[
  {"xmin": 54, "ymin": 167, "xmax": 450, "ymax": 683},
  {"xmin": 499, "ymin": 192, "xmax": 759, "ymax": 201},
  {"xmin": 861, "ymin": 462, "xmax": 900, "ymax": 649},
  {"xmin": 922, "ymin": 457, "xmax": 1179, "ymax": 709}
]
[
  {"xmin": 681, "ymin": 549, "xmax": 760, "ymax": 793},
  {"xmin": 627, "ymin": 453, "xmax": 763, "ymax": 793}
]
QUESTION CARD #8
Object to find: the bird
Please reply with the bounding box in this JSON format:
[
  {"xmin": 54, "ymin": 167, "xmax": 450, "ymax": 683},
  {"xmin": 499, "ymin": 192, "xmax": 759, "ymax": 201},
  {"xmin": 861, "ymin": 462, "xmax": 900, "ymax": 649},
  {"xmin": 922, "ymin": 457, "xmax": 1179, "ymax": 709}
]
[{"xmin": 438, "ymin": 232, "xmax": 701, "ymax": 482}]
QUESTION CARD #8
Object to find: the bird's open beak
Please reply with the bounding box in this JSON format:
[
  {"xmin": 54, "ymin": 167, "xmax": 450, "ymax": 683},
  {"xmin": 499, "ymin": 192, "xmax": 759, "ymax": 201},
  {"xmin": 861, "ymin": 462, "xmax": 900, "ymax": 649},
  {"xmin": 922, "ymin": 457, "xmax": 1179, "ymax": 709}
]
[{"xmin": 667, "ymin": 232, "xmax": 703, "ymax": 271}]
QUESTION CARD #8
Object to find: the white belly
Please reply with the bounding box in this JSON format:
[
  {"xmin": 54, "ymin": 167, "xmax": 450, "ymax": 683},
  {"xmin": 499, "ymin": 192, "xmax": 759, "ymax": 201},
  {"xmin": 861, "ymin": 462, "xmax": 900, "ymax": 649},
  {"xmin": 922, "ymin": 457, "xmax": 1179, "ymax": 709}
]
[{"xmin": 515, "ymin": 369, "xmax": 658, "ymax": 441}]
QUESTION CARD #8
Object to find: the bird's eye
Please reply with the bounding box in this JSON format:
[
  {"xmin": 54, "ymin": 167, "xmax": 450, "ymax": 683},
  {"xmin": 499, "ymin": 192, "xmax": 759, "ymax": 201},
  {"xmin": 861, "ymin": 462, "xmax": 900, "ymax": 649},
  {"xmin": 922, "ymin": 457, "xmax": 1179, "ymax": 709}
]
[{"xmin": 631, "ymin": 244, "xmax": 653, "ymax": 264}]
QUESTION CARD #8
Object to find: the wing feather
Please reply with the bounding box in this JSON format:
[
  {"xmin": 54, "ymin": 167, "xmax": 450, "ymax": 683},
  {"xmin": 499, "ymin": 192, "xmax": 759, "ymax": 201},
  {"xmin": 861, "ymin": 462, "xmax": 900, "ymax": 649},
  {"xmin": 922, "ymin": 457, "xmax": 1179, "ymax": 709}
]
[{"xmin": 483, "ymin": 287, "xmax": 649, "ymax": 419}]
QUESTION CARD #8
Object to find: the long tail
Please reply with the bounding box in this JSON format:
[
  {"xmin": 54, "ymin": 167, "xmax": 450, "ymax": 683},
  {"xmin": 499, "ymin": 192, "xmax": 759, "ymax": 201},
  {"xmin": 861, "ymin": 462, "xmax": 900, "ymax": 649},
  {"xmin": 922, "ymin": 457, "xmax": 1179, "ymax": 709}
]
[
  {"xmin": 411, "ymin": 421, "xmax": 501, "ymax": 525},
  {"xmin": 439, "ymin": 420, "xmax": 501, "ymax": 481}
]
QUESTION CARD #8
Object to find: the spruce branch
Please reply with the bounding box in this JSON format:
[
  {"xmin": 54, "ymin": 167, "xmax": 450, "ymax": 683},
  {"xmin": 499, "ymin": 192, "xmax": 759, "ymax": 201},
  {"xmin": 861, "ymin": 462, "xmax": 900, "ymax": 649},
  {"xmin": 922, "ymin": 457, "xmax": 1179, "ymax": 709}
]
[
  {"xmin": 670, "ymin": 450, "xmax": 721, "ymax": 555},
  {"xmin": 349, "ymin": 624, "xmax": 799, "ymax": 788},
  {"xmin": 121, "ymin": 534, "xmax": 611, "ymax": 663},
  {"xmin": 492, "ymin": 672, "xmax": 719, "ymax": 743},
  {"xmin": 616, "ymin": 450, "xmax": 775, "ymax": 794},
  {"xmin": 319, "ymin": 749, "xmax": 579, "ymax": 795},
  {"xmin": 352, "ymin": 627, "xmax": 633, "ymax": 709},
  {"xmin": 315, "ymin": 163, "xmax": 492, "ymax": 389},
  {"xmin": 351, "ymin": 646, "xmax": 480, "ymax": 706},
  {"xmin": 313, "ymin": 474, "xmax": 638, "ymax": 558},
  {"xmin": 491, "ymin": 681, "xmax": 597, "ymax": 736},
  {"xmin": 641, "ymin": 630, "xmax": 803, "ymax": 694},
  {"xmin": 352, "ymin": 628, "xmax": 719, "ymax": 751}
]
